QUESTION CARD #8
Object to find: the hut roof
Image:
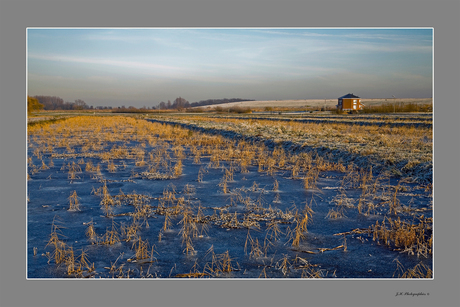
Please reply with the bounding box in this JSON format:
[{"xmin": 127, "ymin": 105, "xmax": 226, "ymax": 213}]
[{"xmin": 339, "ymin": 93, "xmax": 360, "ymax": 99}]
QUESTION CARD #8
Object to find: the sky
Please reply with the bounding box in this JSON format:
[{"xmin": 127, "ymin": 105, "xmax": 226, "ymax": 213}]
[{"xmin": 27, "ymin": 28, "xmax": 433, "ymax": 108}]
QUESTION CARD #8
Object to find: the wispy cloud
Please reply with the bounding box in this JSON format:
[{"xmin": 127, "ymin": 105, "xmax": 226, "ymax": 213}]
[
  {"xmin": 29, "ymin": 53, "xmax": 182, "ymax": 72},
  {"xmin": 251, "ymin": 28, "xmax": 432, "ymax": 41},
  {"xmin": 347, "ymin": 41, "xmax": 432, "ymax": 53},
  {"xmin": 27, "ymin": 55, "xmax": 265, "ymax": 86},
  {"xmin": 84, "ymin": 30, "xmax": 198, "ymax": 51}
]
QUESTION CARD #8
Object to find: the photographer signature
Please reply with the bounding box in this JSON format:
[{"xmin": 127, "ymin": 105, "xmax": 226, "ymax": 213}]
[{"xmin": 395, "ymin": 292, "xmax": 429, "ymax": 297}]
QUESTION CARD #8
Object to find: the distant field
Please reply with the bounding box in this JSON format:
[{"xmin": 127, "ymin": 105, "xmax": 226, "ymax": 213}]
[{"xmin": 195, "ymin": 98, "xmax": 432, "ymax": 110}]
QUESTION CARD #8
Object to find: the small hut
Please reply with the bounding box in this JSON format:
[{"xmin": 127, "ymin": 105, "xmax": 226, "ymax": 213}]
[{"xmin": 337, "ymin": 93, "xmax": 364, "ymax": 111}]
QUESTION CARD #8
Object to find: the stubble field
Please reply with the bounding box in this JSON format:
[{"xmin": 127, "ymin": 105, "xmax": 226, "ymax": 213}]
[{"xmin": 27, "ymin": 114, "xmax": 433, "ymax": 279}]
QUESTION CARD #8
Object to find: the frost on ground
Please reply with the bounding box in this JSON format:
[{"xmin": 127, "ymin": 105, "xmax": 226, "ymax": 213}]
[
  {"xmin": 148, "ymin": 115, "xmax": 432, "ymax": 184},
  {"xmin": 27, "ymin": 116, "xmax": 432, "ymax": 279}
]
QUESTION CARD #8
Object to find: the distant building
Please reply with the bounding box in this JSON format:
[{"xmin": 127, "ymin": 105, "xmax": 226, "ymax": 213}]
[{"xmin": 337, "ymin": 93, "xmax": 364, "ymax": 111}]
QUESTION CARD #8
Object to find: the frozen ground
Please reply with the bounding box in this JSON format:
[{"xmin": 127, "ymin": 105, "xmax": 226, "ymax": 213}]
[{"xmin": 27, "ymin": 125, "xmax": 433, "ymax": 279}]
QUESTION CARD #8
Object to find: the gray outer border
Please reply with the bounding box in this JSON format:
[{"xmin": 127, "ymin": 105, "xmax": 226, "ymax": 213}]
[{"xmin": 1, "ymin": 1, "xmax": 459, "ymax": 307}]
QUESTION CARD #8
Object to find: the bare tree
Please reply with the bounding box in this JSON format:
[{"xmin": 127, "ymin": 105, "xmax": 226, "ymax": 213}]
[
  {"xmin": 73, "ymin": 99, "xmax": 88, "ymax": 110},
  {"xmin": 27, "ymin": 96, "xmax": 44, "ymax": 113}
]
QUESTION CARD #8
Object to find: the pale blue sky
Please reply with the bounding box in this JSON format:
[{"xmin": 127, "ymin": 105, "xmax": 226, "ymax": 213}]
[{"xmin": 27, "ymin": 28, "xmax": 433, "ymax": 107}]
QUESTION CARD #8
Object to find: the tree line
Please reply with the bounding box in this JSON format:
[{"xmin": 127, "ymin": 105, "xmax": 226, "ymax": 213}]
[
  {"xmin": 28, "ymin": 95, "xmax": 256, "ymax": 112},
  {"xmin": 32, "ymin": 95, "xmax": 90, "ymax": 110},
  {"xmin": 158, "ymin": 97, "xmax": 189, "ymax": 110}
]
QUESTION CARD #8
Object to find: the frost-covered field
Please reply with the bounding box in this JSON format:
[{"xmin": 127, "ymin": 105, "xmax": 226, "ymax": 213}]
[
  {"xmin": 196, "ymin": 98, "xmax": 432, "ymax": 110},
  {"xmin": 27, "ymin": 115, "xmax": 433, "ymax": 279},
  {"xmin": 149, "ymin": 114, "xmax": 433, "ymax": 184}
]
